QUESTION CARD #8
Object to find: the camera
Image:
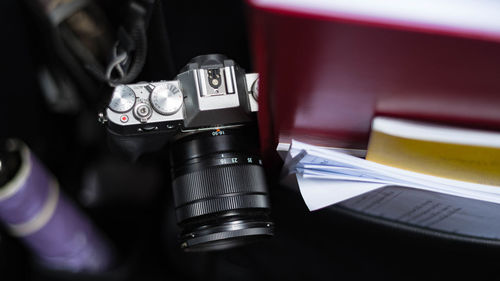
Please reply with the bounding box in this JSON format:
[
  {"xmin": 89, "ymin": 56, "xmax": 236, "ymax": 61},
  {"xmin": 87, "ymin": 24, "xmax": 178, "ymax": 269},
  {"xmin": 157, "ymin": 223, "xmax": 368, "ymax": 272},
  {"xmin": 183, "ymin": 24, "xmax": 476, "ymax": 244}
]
[{"xmin": 102, "ymin": 54, "xmax": 273, "ymax": 251}]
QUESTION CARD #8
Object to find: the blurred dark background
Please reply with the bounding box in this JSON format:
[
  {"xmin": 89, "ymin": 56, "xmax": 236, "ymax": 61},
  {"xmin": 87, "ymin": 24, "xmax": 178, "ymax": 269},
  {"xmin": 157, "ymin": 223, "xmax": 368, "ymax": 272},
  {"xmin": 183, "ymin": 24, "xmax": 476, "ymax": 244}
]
[{"xmin": 0, "ymin": 0, "xmax": 499, "ymax": 280}]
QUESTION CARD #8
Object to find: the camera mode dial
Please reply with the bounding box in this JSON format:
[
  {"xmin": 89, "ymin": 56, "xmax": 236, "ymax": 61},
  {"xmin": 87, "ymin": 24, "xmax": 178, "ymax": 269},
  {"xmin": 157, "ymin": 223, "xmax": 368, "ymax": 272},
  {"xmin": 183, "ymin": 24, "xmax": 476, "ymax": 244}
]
[{"xmin": 150, "ymin": 84, "xmax": 183, "ymax": 115}]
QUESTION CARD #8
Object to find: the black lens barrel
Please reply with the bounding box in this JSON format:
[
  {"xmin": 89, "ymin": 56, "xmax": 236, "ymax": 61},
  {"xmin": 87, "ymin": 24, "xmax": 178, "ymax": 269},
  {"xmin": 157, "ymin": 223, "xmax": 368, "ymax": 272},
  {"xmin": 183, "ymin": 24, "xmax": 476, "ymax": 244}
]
[{"xmin": 170, "ymin": 127, "xmax": 273, "ymax": 251}]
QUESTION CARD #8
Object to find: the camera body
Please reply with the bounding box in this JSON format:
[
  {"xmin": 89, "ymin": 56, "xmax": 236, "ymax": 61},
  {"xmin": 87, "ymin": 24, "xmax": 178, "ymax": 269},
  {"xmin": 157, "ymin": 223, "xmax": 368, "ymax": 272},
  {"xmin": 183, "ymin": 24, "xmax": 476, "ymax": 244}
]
[
  {"xmin": 104, "ymin": 54, "xmax": 259, "ymax": 159},
  {"xmin": 103, "ymin": 55, "xmax": 272, "ymax": 251}
]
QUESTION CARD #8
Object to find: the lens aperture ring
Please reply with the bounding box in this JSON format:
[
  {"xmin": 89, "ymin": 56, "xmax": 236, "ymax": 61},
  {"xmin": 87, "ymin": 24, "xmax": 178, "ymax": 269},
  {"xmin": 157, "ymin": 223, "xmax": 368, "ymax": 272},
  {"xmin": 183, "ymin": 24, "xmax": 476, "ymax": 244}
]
[{"xmin": 182, "ymin": 222, "xmax": 273, "ymax": 250}]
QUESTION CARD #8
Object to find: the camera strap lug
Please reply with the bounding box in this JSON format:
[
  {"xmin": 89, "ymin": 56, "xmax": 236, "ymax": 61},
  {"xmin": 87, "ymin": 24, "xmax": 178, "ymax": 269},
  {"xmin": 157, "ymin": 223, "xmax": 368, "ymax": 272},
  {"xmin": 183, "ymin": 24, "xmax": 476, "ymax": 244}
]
[{"xmin": 97, "ymin": 112, "xmax": 108, "ymax": 125}]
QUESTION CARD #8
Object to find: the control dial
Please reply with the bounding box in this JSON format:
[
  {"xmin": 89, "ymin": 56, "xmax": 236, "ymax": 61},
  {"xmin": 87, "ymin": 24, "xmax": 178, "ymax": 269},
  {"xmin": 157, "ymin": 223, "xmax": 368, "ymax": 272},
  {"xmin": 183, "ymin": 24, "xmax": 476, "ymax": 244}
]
[
  {"xmin": 109, "ymin": 85, "xmax": 136, "ymax": 113},
  {"xmin": 133, "ymin": 102, "xmax": 153, "ymax": 123},
  {"xmin": 150, "ymin": 84, "xmax": 183, "ymax": 115},
  {"xmin": 251, "ymin": 78, "xmax": 259, "ymax": 101}
]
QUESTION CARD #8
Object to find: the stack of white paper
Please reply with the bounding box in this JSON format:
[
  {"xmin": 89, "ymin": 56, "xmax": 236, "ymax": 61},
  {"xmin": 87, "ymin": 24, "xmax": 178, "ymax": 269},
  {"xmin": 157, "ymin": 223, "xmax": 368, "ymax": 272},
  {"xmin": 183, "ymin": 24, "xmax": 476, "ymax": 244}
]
[{"xmin": 282, "ymin": 140, "xmax": 500, "ymax": 211}]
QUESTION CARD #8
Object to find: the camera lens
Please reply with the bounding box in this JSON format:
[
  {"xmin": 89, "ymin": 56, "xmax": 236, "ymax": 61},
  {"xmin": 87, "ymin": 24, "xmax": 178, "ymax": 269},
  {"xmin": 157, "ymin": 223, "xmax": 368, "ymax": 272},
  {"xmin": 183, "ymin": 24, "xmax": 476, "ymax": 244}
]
[{"xmin": 170, "ymin": 126, "xmax": 274, "ymax": 251}]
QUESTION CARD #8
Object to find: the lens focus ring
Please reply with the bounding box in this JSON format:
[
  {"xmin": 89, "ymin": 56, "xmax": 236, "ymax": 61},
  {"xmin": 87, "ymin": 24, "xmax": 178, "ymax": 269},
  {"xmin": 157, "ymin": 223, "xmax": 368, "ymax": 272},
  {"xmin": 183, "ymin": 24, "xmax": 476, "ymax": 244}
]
[
  {"xmin": 175, "ymin": 194, "xmax": 269, "ymax": 222},
  {"xmin": 173, "ymin": 164, "xmax": 267, "ymax": 204},
  {"xmin": 172, "ymin": 164, "xmax": 269, "ymax": 222}
]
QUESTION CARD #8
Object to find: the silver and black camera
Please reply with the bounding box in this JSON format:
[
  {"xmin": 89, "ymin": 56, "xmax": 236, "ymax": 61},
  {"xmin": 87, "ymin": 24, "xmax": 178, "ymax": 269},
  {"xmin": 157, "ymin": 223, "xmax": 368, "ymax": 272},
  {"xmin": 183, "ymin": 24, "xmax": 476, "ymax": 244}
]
[{"xmin": 102, "ymin": 54, "xmax": 273, "ymax": 251}]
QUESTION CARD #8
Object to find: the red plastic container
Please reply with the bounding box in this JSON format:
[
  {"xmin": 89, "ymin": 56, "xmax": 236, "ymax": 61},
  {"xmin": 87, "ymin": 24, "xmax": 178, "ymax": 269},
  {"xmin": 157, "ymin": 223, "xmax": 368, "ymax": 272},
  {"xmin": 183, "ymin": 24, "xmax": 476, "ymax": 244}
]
[{"xmin": 247, "ymin": 0, "xmax": 500, "ymax": 163}]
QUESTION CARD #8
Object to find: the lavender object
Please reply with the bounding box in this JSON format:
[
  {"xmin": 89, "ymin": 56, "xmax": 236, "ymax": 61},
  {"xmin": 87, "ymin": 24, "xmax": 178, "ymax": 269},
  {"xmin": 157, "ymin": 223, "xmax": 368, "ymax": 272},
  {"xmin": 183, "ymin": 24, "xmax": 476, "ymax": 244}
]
[{"xmin": 0, "ymin": 141, "xmax": 114, "ymax": 272}]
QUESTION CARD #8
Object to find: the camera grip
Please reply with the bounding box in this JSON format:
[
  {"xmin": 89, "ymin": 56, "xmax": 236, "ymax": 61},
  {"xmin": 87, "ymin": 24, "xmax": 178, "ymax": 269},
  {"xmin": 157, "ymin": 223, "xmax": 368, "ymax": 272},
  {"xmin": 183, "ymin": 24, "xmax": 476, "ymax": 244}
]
[{"xmin": 106, "ymin": 129, "xmax": 172, "ymax": 161}]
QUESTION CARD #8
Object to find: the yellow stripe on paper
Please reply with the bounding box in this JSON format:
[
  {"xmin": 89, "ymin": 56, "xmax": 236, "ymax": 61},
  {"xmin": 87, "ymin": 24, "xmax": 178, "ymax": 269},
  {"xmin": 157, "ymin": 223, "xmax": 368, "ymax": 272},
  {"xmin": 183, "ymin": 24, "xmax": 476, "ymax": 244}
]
[{"xmin": 366, "ymin": 131, "xmax": 500, "ymax": 186}]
